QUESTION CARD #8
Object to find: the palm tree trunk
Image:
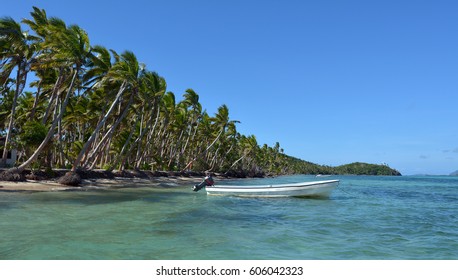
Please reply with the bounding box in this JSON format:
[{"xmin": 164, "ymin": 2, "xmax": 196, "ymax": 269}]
[
  {"xmin": 42, "ymin": 71, "xmax": 63, "ymax": 124},
  {"xmin": 83, "ymin": 85, "xmax": 131, "ymax": 169},
  {"xmin": 181, "ymin": 126, "xmax": 225, "ymax": 172},
  {"xmin": 226, "ymin": 152, "xmax": 249, "ymax": 173},
  {"xmin": 71, "ymin": 81, "xmax": 127, "ymax": 172},
  {"xmin": 107, "ymin": 118, "xmax": 137, "ymax": 172},
  {"xmin": 135, "ymin": 101, "xmax": 161, "ymax": 169},
  {"xmin": 14, "ymin": 70, "xmax": 78, "ymax": 172},
  {"xmin": 1, "ymin": 64, "xmax": 23, "ymax": 166},
  {"xmin": 29, "ymin": 79, "xmax": 42, "ymax": 121},
  {"xmin": 57, "ymin": 98, "xmax": 64, "ymax": 167}
]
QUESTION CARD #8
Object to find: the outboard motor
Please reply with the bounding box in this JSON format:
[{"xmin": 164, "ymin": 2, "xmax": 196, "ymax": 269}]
[{"xmin": 192, "ymin": 175, "xmax": 214, "ymax": 192}]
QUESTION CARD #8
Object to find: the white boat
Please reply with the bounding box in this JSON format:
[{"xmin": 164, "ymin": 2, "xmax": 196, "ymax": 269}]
[{"xmin": 205, "ymin": 179, "xmax": 339, "ymax": 198}]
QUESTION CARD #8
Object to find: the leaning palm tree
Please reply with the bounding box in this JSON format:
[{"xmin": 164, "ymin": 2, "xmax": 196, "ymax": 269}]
[
  {"xmin": 208, "ymin": 105, "xmax": 239, "ymax": 152},
  {"xmin": 180, "ymin": 89, "xmax": 202, "ymax": 167},
  {"xmin": 156, "ymin": 91, "xmax": 176, "ymax": 162},
  {"xmin": 77, "ymin": 46, "xmax": 120, "ymax": 169},
  {"xmin": 0, "ymin": 17, "xmax": 38, "ymax": 167},
  {"xmin": 182, "ymin": 104, "xmax": 239, "ymax": 171},
  {"xmin": 72, "ymin": 50, "xmax": 143, "ymax": 175},
  {"xmin": 226, "ymin": 134, "xmax": 258, "ymax": 173},
  {"xmin": 126, "ymin": 70, "xmax": 166, "ymax": 169},
  {"xmin": 16, "ymin": 21, "xmax": 91, "ymax": 176}
]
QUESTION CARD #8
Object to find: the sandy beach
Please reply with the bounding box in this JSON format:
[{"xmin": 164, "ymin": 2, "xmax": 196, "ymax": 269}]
[
  {"xmin": 0, "ymin": 180, "xmax": 71, "ymax": 192},
  {"xmin": 0, "ymin": 176, "xmax": 202, "ymax": 192}
]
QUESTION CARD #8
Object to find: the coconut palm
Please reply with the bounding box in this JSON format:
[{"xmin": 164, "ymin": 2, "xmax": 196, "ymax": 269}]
[
  {"xmin": 127, "ymin": 71, "xmax": 166, "ymax": 169},
  {"xmin": 181, "ymin": 104, "xmax": 239, "ymax": 171},
  {"xmin": 228, "ymin": 134, "xmax": 259, "ymax": 174},
  {"xmin": 209, "ymin": 105, "xmax": 239, "ymax": 150},
  {"xmin": 180, "ymin": 89, "xmax": 202, "ymax": 167},
  {"xmin": 82, "ymin": 50, "xmax": 143, "ymax": 172},
  {"xmin": 0, "ymin": 82, "xmax": 14, "ymax": 132},
  {"xmin": 16, "ymin": 18, "xmax": 91, "ymax": 173},
  {"xmin": 76, "ymin": 46, "xmax": 119, "ymax": 169},
  {"xmin": 0, "ymin": 17, "xmax": 38, "ymax": 166}
]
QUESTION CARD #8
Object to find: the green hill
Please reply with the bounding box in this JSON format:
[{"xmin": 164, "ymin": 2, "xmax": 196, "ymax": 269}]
[
  {"xmin": 333, "ymin": 162, "xmax": 401, "ymax": 176},
  {"xmin": 274, "ymin": 155, "xmax": 401, "ymax": 176}
]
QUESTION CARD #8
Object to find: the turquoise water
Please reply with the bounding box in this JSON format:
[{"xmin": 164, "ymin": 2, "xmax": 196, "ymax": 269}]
[{"xmin": 1, "ymin": 175, "xmax": 457, "ymax": 259}]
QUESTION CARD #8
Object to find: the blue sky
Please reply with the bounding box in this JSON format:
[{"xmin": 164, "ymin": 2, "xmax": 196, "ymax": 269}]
[{"xmin": 4, "ymin": 0, "xmax": 458, "ymax": 175}]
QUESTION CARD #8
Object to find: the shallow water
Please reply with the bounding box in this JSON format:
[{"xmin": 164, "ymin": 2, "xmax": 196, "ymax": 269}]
[{"xmin": 1, "ymin": 175, "xmax": 457, "ymax": 259}]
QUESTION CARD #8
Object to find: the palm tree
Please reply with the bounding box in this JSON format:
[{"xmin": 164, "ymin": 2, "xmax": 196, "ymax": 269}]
[
  {"xmin": 210, "ymin": 105, "xmax": 238, "ymax": 149},
  {"xmin": 180, "ymin": 89, "xmax": 202, "ymax": 168},
  {"xmin": 78, "ymin": 50, "xmax": 142, "ymax": 173},
  {"xmin": 16, "ymin": 19, "xmax": 91, "ymax": 174},
  {"xmin": 182, "ymin": 104, "xmax": 239, "ymax": 171},
  {"xmin": 0, "ymin": 81, "xmax": 14, "ymax": 132},
  {"xmin": 215, "ymin": 121, "xmax": 239, "ymax": 171},
  {"xmin": 225, "ymin": 135, "xmax": 257, "ymax": 173},
  {"xmin": 28, "ymin": 68, "xmax": 57, "ymax": 121},
  {"xmin": 168, "ymin": 104, "xmax": 188, "ymax": 169},
  {"xmin": 0, "ymin": 17, "xmax": 38, "ymax": 166},
  {"xmin": 129, "ymin": 71, "xmax": 166, "ymax": 169},
  {"xmin": 157, "ymin": 91, "xmax": 176, "ymax": 162},
  {"xmin": 77, "ymin": 46, "xmax": 119, "ymax": 169}
]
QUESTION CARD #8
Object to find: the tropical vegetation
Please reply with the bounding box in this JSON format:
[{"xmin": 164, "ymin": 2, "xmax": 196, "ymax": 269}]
[{"xmin": 0, "ymin": 7, "xmax": 400, "ymax": 184}]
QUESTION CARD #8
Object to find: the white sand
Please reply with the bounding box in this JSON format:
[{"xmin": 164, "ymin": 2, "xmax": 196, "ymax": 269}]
[{"xmin": 0, "ymin": 176, "xmax": 203, "ymax": 192}]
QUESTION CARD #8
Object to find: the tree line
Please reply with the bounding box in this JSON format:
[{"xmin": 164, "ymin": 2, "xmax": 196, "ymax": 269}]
[{"xmin": 0, "ymin": 7, "xmax": 400, "ymax": 184}]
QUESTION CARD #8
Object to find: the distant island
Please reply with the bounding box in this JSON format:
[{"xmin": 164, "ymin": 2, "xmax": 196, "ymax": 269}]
[
  {"xmin": 450, "ymin": 170, "xmax": 458, "ymax": 176},
  {"xmin": 271, "ymin": 156, "xmax": 401, "ymax": 177},
  {"xmin": 0, "ymin": 7, "xmax": 401, "ymax": 186}
]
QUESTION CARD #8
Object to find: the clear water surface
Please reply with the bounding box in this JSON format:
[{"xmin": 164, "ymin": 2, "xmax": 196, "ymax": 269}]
[{"xmin": 1, "ymin": 175, "xmax": 457, "ymax": 259}]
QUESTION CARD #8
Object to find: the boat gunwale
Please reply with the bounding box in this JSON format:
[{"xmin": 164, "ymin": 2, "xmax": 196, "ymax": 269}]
[{"xmin": 207, "ymin": 179, "xmax": 339, "ymax": 191}]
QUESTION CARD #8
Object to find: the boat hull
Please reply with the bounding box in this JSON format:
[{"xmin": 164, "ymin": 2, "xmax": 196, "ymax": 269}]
[{"xmin": 206, "ymin": 179, "xmax": 339, "ymax": 198}]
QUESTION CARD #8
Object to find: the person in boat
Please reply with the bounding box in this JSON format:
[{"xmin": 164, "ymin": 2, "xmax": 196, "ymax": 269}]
[{"xmin": 192, "ymin": 172, "xmax": 214, "ymax": 192}]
